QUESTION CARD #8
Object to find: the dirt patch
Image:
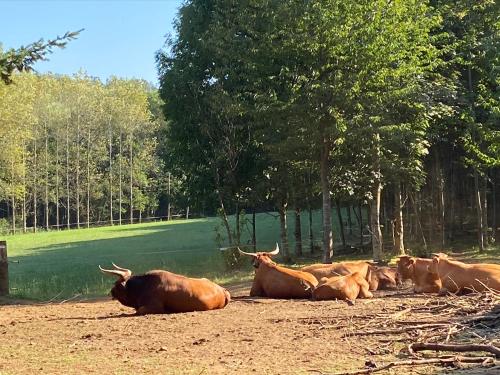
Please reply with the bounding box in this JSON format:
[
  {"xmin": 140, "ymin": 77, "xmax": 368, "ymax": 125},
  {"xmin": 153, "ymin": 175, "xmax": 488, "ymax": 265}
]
[{"xmin": 0, "ymin": 284, "xmax": 498, "ymax": 374}]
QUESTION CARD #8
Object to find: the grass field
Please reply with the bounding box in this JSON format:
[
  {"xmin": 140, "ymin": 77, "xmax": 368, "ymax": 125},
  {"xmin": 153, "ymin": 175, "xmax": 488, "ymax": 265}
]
[{"xmin": 3, "ymin": 209, "xmax": 360, "ymax": 300}]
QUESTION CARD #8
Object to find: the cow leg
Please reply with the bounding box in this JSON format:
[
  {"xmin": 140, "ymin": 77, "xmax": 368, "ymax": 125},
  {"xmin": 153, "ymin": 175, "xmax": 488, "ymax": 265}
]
[
  {"xmin": 438, "ymin": 287, "xmax": 450, "ymax": 296},
  {"xmin": 136, "ymin": 303, "xmax": 165, "ymax": 315},
  {"xmin": 358, "ymin": 285, "xmax": 373, "ymax": 299},
  {"xmin": 357, "ymin": 278, "xmax": 373, "ymax": 299},
  {"xmin": 249, "ymin": 282, "xmax": 264, "ymax": 297}
]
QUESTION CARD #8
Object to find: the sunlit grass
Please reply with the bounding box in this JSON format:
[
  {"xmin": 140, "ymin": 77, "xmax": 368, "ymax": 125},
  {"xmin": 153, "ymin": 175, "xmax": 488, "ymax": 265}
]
[{"xmin": 3, "ymin": 210, "xmax": 346, "ymax": 300}]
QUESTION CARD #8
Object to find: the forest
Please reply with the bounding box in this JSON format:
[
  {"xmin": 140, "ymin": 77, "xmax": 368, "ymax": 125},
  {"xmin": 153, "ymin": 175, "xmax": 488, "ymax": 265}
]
[
  {"xmin": 1, "ymin": 0, "xmax": 499, "ymax": 265},
  {"xmin": 0, "ymin": 73, "xmax": 169, "ymax": 232}
]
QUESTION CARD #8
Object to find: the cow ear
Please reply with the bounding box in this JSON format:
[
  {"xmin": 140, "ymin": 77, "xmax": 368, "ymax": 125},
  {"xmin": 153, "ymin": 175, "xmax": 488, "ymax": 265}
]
[{"xmin": 406, "ymin": 258, "xmax": 416, "ymax": 268}]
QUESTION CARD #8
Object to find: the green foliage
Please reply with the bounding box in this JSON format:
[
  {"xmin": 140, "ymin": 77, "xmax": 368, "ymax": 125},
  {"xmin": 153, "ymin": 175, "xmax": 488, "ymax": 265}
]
[
  {"xmin": 0, "ymin": 30, "xmax": 82, "ymax": 84},
  {"xmin": 0, "ymin": 72, "xmax": 167, "ymax": 231}
]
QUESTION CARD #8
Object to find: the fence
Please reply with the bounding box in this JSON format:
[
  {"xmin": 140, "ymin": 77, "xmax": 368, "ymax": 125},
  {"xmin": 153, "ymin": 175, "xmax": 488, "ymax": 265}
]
[{"xmin": 3, "ymin": 213, "xmax": 192, "ymax": 236}]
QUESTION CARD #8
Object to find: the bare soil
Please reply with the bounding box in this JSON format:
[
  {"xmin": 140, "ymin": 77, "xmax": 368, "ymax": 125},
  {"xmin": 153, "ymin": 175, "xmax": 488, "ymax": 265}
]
[{"xmin": 0, "ymin": 283, "xmax": 498, "ymax": 375}]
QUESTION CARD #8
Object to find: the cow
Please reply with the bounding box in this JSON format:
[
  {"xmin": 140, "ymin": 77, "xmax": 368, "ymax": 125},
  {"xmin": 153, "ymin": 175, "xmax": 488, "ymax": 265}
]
[
  {"xmin": 368, "ymin": 266, "xmax": 401, "ymax": 291},
  {"xmin": 397, "ymin": 255, "xmax": 441, "ymax": 293},
  {"xmin": 300, "ymin": 261, "xmax": 372, "ymax": 282},
  {"xmin": 99, "ymin": 263, "xmax": 231, "ymax": 314},
  {"xmin": 301, "ymin": 272, "xmax": 373, "ymax": 301},
  {"xmin": 238, "ymin": 244, "xmax": 319, "ymax": 299},
  {"xmin": 428, "ymin": 254, "xmax": 500, "ymax": 295}
]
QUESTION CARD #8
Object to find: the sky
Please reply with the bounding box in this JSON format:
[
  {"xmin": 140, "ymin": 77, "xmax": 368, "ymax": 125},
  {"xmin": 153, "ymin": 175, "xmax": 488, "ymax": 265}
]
[{"xmin": 0, "ymin": 0, "xmax": 183, "ymax": 85}]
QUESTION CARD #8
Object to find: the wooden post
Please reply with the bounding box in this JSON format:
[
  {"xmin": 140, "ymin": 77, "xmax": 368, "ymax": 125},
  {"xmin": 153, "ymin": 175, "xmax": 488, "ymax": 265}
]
[{"xmin": 0, "ymin": 241, "xmax": 8, "ymax": 296}]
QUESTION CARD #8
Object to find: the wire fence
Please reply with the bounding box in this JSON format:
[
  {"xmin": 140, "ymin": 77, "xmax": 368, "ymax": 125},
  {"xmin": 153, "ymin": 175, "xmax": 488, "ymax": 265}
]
[{"xmin": 2, "ymin": 213, "xmax": 191, "ymax": 236}]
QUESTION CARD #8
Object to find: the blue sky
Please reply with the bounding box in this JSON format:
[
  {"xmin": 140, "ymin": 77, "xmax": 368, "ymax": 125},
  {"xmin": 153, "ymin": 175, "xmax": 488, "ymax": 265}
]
[{"xmin": 0, "ymin": 0, "xmax": 183, "ymax": 85}]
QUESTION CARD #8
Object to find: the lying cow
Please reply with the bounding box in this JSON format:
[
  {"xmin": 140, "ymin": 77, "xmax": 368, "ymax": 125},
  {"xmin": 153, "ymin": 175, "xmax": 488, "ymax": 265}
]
[
  {"xmin": 368, "ymin": 266, "xmax": 401, "ymax": 291},
  {"xmin": 99, "ymin": 263, "xmax": 231, "ymax": 314},
  {"xmin": 397, "ymin": 255, "xmax": 441, "ymax": 293},
  {"xmin": 428, "ymin": 254, "xmax": 500, "ymax": 295},
  {"xmin": 239, "ymin": 244, "xmax": 318, "ymax": 299},
  {"xmin": 300, "ymin": 261, "xmax": 371, "ymax": 282},
  {"xmin": 301, "ymin": 272, "xmax": 373, "ymax": 301}
]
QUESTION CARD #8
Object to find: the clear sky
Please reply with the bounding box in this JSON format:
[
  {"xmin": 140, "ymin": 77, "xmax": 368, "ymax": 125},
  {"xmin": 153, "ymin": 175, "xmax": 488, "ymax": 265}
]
[{"xmin": 0, "ymin": 0, "xmax": 183, "ymax": 85}]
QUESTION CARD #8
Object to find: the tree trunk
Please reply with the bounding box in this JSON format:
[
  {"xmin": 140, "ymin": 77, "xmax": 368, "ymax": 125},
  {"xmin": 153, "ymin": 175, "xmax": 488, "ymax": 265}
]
[
  {"xmin": 320, "ymin": 137, "xmax": 333, "ymax": 263},
  {"xmin": 279, "ymin": 200, "xmax": 290, "ymax": 262},
  {"xmin": 448, "ymin": 158, "xmax": 455, "ymax": 242},
  {"xmin": 410, "ymin": 191, "xmax": 427, "ymax": 252},
  {"xmin": 55, "ymin": 136, "xmax": 59, "ymax": 230},
  {"xmin": 393, "ymin": 181, "xmax": 405, "ymax": 255},
  {"xmin": 438, "ymin": 157, "xmax": 445, "ymax": 248},
  {"xmin": 33, "ymin": 138, "xmax": 37, "ymax": 232},
  {"xmin": 336, "ymin": 200, "xmax": 346, "ymax": 249},
  {"xmin": 358, "ymin": 203, "xmax": 363, "ymax": 247},
  {"xmin": 109, "ymin": 120, "xmax": 113, "ymax": 225},
  {"xmin": 235, "ymin": 201, "xmax": 240, "ymax": 245},
  {"xmin": 76, "ymin": 114, "xmax": 80, "ymax": 229},
  {"xmin": 493, "ymin": 170, "xmax": 497, "ymax": 242},
  {"xmin": 186, "ymin": 206, "xmax": 190, "ymax": 220},
  {"xmin": 167, "ymin": 172, "xmax": 171, "ymax": 221},
  {"xmin": 129, "ymin": 134, "xmax": 133, "ymax": 225},
  {"xmin": 45, "ymin": 123, "xmax": 49, "ymax": 230},
  {"xmin": 309, "ymin": 203, "xmax": 314, "ymax": 253},
  {"xmin": 370, "ymin": 133, "xmax": 383, "ymax": 261},
  {"xmin": 86, "ymin": 127, "xmax": 91, "ymax": 228},
  {"xmin": 66, "ymin": 120, "xmax": 70, "ymax": 229},
  {"xmin": 22, "ymin": 140, "xmax": 27, "ymax": 233},
  {"xmin": 295, "ymin": 206, "xmax": 302, "ymax": 257},
  {"xmin": 252, "ymin": 207, "xmax": 256, "ymax": 250},
  {"xmin": 10, "ymin": 161, "xmax": 16, "ymax": 234},
  {"xmin": 214, "ymin": 166, "xmax": 232, "ymax": 245},
  {"xmin": 346, "ymin": 204, "xmax": 353, "ymax": 235},
  {"xmin": 482, "ymin": 175, "xmax": 488, "ymax": 246},
  {"xmin": 119, "ymin": 131, "xmax": 122, "ymax": 225},
  {"xmin": 474, "ymin": 169, "xmax": 484, "ymax": 251}
]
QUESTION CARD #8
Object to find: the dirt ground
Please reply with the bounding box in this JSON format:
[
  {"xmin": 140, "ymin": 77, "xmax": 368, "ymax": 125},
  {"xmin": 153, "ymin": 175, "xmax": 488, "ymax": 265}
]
[{"xmin": 1, "ymin": 283, "xmax": 499, "ymax": 375}]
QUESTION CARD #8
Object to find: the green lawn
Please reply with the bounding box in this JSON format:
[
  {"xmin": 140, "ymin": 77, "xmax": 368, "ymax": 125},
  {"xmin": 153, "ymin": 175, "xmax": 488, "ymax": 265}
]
[{"xmin": 2, "ymin": 209, "xmax": 359, "ymax": 300}]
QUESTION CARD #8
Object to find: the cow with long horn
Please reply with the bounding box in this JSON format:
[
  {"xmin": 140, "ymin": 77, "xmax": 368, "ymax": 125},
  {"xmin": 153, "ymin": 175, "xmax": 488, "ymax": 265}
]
[
  {"xmin": 99, "ymin": 263, "xmax": 231, "ymax": 315},
  {"xmin": 239, "ymin": 244, "xmax": 319, "ymax": 299}
]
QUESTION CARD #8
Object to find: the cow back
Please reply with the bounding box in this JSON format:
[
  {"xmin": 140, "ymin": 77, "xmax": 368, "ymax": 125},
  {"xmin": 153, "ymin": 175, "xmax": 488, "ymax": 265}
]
[{"xmin": 252, "ymin": 263, "xmax": 318, "ymax": 299}]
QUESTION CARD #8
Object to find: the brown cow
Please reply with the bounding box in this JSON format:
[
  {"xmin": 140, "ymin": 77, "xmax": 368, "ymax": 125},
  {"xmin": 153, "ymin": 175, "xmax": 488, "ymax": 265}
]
[
  {"xmin": 302, "ymin": 272, "xmax": 373, "ymax": 301},
  {"xmin": 100, "ymin": 263, "xmax": 231, "ymax": 315},
  {"xmin": 239, "ymin": 244, "xmax": 319, "ymax": 299},
  {"xmin": 428, "ymin": 254, "xmax": 500, "ymax": 295},
  {"xmin": 300, "ymin": 261, "xmax": 372, "ymax": 282},
  {"xmin": 397, "ymin": 255, "xmax": 441, "ymax": 293},
  {"xmin": 368, "ymin": 266, "xmax": 401, "ymax": 291}
]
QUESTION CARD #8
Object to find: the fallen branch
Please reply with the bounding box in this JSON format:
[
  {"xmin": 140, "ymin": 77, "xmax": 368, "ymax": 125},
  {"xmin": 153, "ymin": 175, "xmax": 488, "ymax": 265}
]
[
  {"xmin": 327, "ymin": 356, "xmax": 497, "ymax": 375},
  {"xmin": 409, "ymin": 342, "xmax": 500, "ymax": 358},
  {"xmin": 341, "ymin": 323, "xmax": 450, "ymax": 338}
]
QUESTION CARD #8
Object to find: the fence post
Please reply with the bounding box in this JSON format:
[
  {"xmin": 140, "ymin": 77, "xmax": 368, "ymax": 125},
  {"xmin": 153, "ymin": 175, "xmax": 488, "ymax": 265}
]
[{"xmin": 0, "ymin": 241, "xmax": 8, "ymax": 296}]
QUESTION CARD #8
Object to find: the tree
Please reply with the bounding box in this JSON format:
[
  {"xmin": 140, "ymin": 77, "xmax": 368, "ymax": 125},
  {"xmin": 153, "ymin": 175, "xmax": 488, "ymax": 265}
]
[{"xmin": 0, "ymin": 30, "xmax": 82, "ymax": 84}]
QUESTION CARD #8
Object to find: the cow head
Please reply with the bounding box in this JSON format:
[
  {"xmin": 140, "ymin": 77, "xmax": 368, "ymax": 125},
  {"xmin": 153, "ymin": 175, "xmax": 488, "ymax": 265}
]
[
  {"xmin": 396, "ymin": 255, "xmax": 415, "ymax": 280},
  {"xmin": 428, "ymin": 253, "xmax": 448, "ymax": 274},
  {"xmin": 238, "ymin": 244, "xmax": 280, "ymax": 268},
  {"xmin": 99, "ymin": 263, "xmax": 134, "ymax": 307}
]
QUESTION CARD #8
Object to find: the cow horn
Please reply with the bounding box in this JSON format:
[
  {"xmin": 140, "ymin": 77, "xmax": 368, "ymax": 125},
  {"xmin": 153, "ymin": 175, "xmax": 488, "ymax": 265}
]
[
  {"xmin": 267, "ymin": 243, "xmax": 279, "ymax": 256},
  {"xmin": 99, "ymin": 265, "xmax": 131, "ymax": 280},
  {"xmin": 112, "ymin": 263, "xmax": 132, "ymax": 276},
  {"xmin": 238, "ymin": 247, "xmax": 257, "ymax": 257}
]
